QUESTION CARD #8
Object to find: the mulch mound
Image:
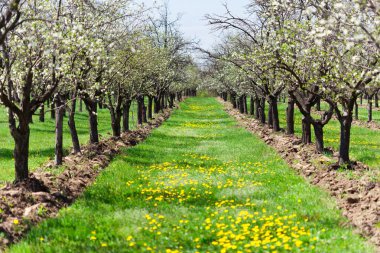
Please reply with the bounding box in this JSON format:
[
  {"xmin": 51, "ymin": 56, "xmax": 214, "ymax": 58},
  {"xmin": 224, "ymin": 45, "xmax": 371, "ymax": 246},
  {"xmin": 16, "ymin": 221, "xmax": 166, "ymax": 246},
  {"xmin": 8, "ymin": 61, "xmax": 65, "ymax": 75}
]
[
  {"xmin": 352, "ymin": 119, "xmax": 380, "ymax": 131},
  {"xmin": 0, "ymin": 108, "xmax": 173, "ymax": 250},
  {"xmin": 221, "ymin": 99, "xmax": 380, "ymax": 250}
]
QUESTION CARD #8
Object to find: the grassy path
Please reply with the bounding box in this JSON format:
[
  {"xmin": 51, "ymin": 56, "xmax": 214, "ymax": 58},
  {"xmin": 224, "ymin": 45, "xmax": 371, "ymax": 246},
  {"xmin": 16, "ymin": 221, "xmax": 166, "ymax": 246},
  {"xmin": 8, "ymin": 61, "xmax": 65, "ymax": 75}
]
[{"xmin": 9, "ymin": 98, "xmax": 373, "ymax": 252}]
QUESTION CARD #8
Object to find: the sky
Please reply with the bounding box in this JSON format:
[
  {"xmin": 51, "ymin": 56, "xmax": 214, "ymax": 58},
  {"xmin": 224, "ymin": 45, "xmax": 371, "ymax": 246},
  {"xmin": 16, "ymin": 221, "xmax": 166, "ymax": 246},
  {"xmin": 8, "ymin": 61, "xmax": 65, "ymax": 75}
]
[{"xmin": 137, "ymin": 0, "xmax": 250, "ymax": 50}]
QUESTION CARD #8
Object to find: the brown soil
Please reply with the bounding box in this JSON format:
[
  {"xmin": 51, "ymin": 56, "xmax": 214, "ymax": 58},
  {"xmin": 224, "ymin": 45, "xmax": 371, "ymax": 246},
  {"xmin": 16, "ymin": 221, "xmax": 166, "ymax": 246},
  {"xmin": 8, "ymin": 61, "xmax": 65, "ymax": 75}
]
[
  {"xmin": 0, "ymin": 108, "xmax": 173, "ymax": 250},
  {"xmin": 221, "ymin": 99, "xmax": 380, "ymax": 250},
  {"xmin": 352, "ymin": 119, "xmax": 380, "ymax": 131}
]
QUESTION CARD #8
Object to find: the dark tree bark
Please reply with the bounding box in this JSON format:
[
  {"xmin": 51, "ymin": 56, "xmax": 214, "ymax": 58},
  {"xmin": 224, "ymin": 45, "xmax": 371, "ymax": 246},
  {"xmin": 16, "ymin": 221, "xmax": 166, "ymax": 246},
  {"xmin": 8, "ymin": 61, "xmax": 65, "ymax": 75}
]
[
  {"xmin": 250, "ymin": 96, "xmax": 254, "ymax": 115},
  {"xmin": 338, "ymin": 115, "xmax": 352, "ymax": 165},
  {"xmin": 375, "ymin": 93, "xmax": 379, "ymax": 108},
  {"xmin": 176, "ymin": 92, "xmax": 182, "ymax": 102},
  {"xmin": 108, "ymin": 94, "xmax": 123, "ymax": 137},
  {"xmin": 39, "ymin": 104, "xmax": 45, "ymax": 122},
  {"xmin": 51, "ymin": 100, "xmax": 55, "ymax": 119},
  {"xmin": 267, "ymin": 102, "xmax": 273, "ymax": 128},
  {"xmin": 111, "ymin": 112, "xmax": 122, "ymax": 137},
  {"xmin": 222, "ymin": 92, "xmax": 228, "ymax": 101},
  {"xmin": 368, "ymin": 95, "xmax": 373, "ymax": 122},
  {"xmin": 259, "ymin": 97, "xmax": 266, "ymax": 124},
  {"xmin": 54, "ymin": 95, "xmax": 64, "ymax": 166},
  {"xmin": 164, "ymin": 94, "xmax": 168, "ymax": 108},
  {"xmin": 10, "ymin": 113, "xmax": 31, "ymax": 182},
  {"xmin": 313, "ymin": 123, "xmax": 324, "ymax": 153},
  {"xmin": 239, "ymin": 96, "xmax": 245, "ymax": 114},
  {"xmin": 123, "ymin": 100, "xmax": 131, "ymax": 132},
  {"xmin": 160, "ymin": 95, "xmax": 165, "ymax": 110},
  {"xmin": 137, "ymin": 96, "xmax": 144, "ymax": 125},
  {"xmin": 354, "ymin": 101, "xmax": 359, "ymax": 120},
  {"xmin": 148, "ymin": 96, "xmax": 153, "ymax": 119},
  {"xmin": 270, "ymin": 97, "xmax": 280, "ymax": 132},
  {"xmin": 169, "ymin": 93, "xmax": 175, "ymax": 108},
  {"xmin": 230, "ymin": 92, "xmax": 237, "ymax": 108},
  {"xmin": 316, "ymin": 97, "xmax": 321, "ymax": 111},
  {"xmin": 335, "ymin": 100, "xmax": 355, "ymax": 166},
  {"xmin": 84, "ymin": 100, "xmax": 99, "ymax": 143},
  {"xmin": 254, "ymin": 97, "xmax": 260, "ymax": 119},
  {"xmin": 301, "ymin": 118, "xmax": 312, "ymax": 144},
  {"xmin": 154, "ymin": 96, "xmax": 161, "ymax": 113},
  {"xmin": 286, "ymin": 96, "xmax": 295, "ymax": 135},
  {"xmin": 142, "ymin": 103, "xmax": 148, "ymax": 124},
  {"xmin": 243, "ymin": 95, "xmax": 248, "ymax": 114},
  {"xmin": 68, "ymin": 94, "xmax": 81, "ymax": 154}
]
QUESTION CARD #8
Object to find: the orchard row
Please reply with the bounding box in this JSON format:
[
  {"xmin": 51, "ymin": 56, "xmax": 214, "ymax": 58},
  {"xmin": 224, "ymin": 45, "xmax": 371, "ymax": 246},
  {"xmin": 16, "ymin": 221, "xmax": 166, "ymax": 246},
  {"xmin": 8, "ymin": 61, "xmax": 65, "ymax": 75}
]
[
  {"xmin": 0, "ymin": 0, "xmax": 198, "ymax": 182},
  {"xmin": 203, "ymin": 0, "xmax": 379, "ymax": 168}
]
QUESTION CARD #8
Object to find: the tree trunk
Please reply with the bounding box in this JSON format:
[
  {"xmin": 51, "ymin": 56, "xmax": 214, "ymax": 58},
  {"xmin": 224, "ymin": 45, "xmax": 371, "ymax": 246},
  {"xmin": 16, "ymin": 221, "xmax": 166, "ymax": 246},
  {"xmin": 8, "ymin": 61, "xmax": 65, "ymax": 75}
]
[
  {"xmin": 239, "ymin": 96, "xmax": 244, "ymax": 114},
  {"xmin": 354, "ymin": 101, "xmax": 359, "ymax": 120},
  {"xmin": 250, "ymin": 96, "xmax": 254, "ymax": 115},
  {"xmin": 259, "ymin": 98, "xmax": 266, "ymax": 124},
  {"xmin": 169, "ymin": 94, "xmax": 175, "ymax": 108},
  {"xmin": 268, "ymin": 102, "xmax": 273, "ymax": 128},
  {"xmin": 148, "ymin": 96, "xmax": 153, "ymax": 119},
  {"xmin": 231, "ymin": 93, "xmax": 237, "ymax": 108},
  {"xmin": 84, "ymin": 100, "xmax": 99, "ymax": 143},
  {"xmin": 286, "ymin": 97, "xmax": 295, "ymax": 135},
  {"xmin": 222, "ymin": 92, "xmax": 227, "ymax": 101},
  {"xmin": 137, "ymin": 96, "xmax": 144, "ymax": 125},
  {"xmin": 375, "ymin": 93, "xmax": 379, "ymax": 108},
  {"xmin": 368, "ymin": 96, "xmax": 373, "ymax": 122},
  {"xmin": 164, "ymin": 95, "xmax": 168, "ymax": 109},
  {"xmin": 111, "ymin": 113, "xmax": 121, "ymax": 137},
  {"xmin": 51, "ymin": 101, "xmax": 55, "ymax": 119},
  {"xmin": 123, "ymin": 100, "xmax": 131, "ymax": 132},
  {"xmin": 55, "ymin": 96, "xmax": 64, "ymax": 166},
  {"xmin": 271, "ymin": 98, "xmax": 280, "ymax": 132},
  {"xmin": 142, "ymin": 104, "xmax": 148, "ymax": 123},
  {"xmin": 243, "ymin": 95, "xmax": 248, "ymax": 114},
  {"xmin": 313, "ymin": 123, "xmax": 324, "ymax": 153},
  {"xmin": 39, "ymin": 104, "xmax": 45, "ymax": 122},
  {"xmin": 11, "ymin": 114, "xmax": 30, "ymax": 182},
  {"xmin": 254, "ymin": 97, "xmax": 260, "ymax": 120},
  {"xmin": 154, "ymin": 96, "xmax": 160, "ymax": 114},
  {"xmin": 160, "ymin": 95, "xmax": 165, "ymax": 111},
  {"xmin": 68, "ymin": 96, "xmax": 81, "ymax": 154},
  {"xmin": 338, "ymin": 116, "xmax": 352, "ymax": 165},
  {"xmin": 301, "ymin": 118, "xmax": 312, "ymax": 144},
  {"xmin": 360, "ymin": 95, "xmax": 363, "ymax": 105}
]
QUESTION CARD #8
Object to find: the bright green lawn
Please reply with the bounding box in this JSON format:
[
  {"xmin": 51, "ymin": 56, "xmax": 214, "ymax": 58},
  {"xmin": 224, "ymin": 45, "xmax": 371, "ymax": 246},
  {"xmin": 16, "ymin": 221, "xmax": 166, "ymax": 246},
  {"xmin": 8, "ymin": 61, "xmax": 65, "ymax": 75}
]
[
  {"xmin": 0, "ymin": 102, "xmax": 140, "ymax": 183},
  {"xmin": 275, "ymin": 103, "xmax": 380, "ymax": 171},
  {"xmin": 9, "ymin": 97, "xmax": 374, "ymax": 252}
]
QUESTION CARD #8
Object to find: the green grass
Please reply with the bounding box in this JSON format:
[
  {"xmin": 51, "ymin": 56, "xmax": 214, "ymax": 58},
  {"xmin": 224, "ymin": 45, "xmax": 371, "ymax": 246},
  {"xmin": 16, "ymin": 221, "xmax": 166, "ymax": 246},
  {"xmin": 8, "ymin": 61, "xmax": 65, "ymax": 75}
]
[
  {"xmin": 8, "ymin": 97, "xmax": 374, "ymax": 252},
  {"xmin": 275, "ymin": 102, "xmax": 380, "ymax": 171},
  {"xmin": 318, "ymin": 101, "xmax": 380, "ymax": 123},
  {"xmin": 0, "ymin": 102, "xmax": 140, "ymax": 183}
]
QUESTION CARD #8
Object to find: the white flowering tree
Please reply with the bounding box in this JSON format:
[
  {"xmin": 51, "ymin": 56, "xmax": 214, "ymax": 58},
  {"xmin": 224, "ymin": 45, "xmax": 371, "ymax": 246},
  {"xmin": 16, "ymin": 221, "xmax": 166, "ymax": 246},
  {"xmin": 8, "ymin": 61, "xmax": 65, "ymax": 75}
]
[
  {"xmin": 0, "ymin": 0, "xmax": 71, "ymax": 181},
  {"xmin": 206, "ymin": 0, "xmax": 379, "ymax": 166}
]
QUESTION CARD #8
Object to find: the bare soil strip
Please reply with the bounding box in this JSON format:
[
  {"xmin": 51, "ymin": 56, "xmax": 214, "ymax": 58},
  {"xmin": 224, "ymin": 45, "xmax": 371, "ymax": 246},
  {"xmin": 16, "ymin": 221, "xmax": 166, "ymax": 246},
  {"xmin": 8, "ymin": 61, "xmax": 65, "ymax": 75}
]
[
  {"xmin": 0, "ymin": 108, "xmax": 174, "ymax": 250},
  {"xmin": 221, "ymin": 99, "xmax": 380, "ymax": 249}
]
